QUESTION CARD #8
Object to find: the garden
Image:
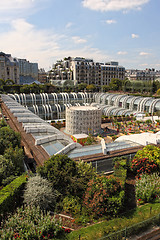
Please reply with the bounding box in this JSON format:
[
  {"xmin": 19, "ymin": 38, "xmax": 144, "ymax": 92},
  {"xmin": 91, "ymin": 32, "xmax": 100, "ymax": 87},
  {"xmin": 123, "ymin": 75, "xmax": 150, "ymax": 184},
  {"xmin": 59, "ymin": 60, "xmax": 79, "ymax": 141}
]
[
  {"xmin": 0, "ymin": 116, "xmax": 160, "ymax": 239},
  {"xmin": 101, "ymin": 115, "xmax": 160, "ymax": 142}
]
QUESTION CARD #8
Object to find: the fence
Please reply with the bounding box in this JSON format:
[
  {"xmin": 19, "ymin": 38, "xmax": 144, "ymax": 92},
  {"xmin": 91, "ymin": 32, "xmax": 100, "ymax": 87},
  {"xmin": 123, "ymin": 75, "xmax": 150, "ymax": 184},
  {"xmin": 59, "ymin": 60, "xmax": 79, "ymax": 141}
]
[{"xmin": 98, "ymin": 213, "xmax": 160, "ymax": 240}]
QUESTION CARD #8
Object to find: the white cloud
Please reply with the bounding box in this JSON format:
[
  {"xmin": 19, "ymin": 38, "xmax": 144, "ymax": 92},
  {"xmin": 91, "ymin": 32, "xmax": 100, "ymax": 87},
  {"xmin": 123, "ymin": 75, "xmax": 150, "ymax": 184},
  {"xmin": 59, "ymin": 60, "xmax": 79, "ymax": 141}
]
[
  {"xmin": 0, "ymin": 19, "xmax": 110, "ymax": 70},
  {"xmin": 65, "ymin": 22, "xmax": 73, "ymax": 29},
  {"xmin": 117, "ymin": 51, "xmax": 128, "ymax": 55},
  {"xmin": 82, "ymin": 0, "xmax": 150, "ymax": 12},
  {"xmin": 72, "ymin": 36, "xmax": 87, "ymax": 44},
  {"xmin": 139, "ymin": 52, "xmax": 150, "ymax": 56},
  {"xmin": 0, "ymin": 0, "xmax": 48, "ymax": 22},
  {"xmin": 0, "ymin": 0, "xmax": 37, "ymax": 11},
  {"xmin": 105, "ymin": 19, "xmax": 117, "ymax": 24},
  {"xmin": 132, "ymin": 33, "xmax": 139, "ymax": 39},
  {"xmin": 0, "ymin": 19, "xmax": 63, "ymax": 70}
]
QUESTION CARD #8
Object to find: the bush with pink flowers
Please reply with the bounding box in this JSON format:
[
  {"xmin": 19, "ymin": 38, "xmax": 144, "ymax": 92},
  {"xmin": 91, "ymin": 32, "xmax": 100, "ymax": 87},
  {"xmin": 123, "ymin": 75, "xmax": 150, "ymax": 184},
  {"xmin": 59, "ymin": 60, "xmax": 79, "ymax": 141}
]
[{"xmin": 83, "ymin": 175, "xmax": 125, "ymax": 218}]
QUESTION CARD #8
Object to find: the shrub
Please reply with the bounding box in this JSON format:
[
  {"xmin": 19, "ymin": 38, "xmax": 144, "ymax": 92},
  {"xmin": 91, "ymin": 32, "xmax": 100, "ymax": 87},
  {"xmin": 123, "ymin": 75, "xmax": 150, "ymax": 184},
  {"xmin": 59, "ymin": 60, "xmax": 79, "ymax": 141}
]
[
  {"xmin": 113, "ymin": 158, "xmax": 127, "ymax": 186},
  {"xmin": 136, "ymin": 173, "xmax": 160, "ymax": 204},
  {"xmin": 83, "ymin": 175, "xmax": 124, "ymax": 218},
  {"xmin": 0, "ymin": 175, "xmax": 27, "ymax": 219},
  {"xmin": 131, "ymin": 157, "xmax": 158, "ymax": 177},
  {"xmin": 134, "ymin": 145, "xmax": 160, "ymax": 167},
  {"xmin": 0, "ymin": 205, "xmax": 65, "ymax": 239},
  {"xmin": 24, "ymin": 175, "xmax": 58, "ymax": 211},
  {"xmin": 1, "ymin": 175, "xmax": 17, "ymax": 186},
  {"xmin": 0, "ymin": 147, "xmax": 24, "ymax": 185},
  {"xmin": 0, "ymin": 126, "xmax": 21, "ymax": 154},
  {"xmin": 62, "ymin": 196, "xmax": 81, "ymax": 216},
  {"xmin": 37, "ymin": 155, "xmax": 96, "ymax": 198},
  {"xmin": 37, "ymin": 154, "xmax": 78, "ymax": 196},
  {"xmin": 76, "ymin": 160, "xmax": 96, "ymax": 198}
]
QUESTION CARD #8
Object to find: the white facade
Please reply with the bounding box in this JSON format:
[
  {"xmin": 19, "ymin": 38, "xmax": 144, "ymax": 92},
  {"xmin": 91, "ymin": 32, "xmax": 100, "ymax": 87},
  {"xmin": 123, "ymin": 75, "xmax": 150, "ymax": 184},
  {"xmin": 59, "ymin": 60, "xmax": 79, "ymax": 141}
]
[
  {"xmin": 70, "ymin": 57, "xmax": 125, "ymax": 86},
  {"xmin": 66, "ymin": 106, "xmax": 101, "ymax": 135}
]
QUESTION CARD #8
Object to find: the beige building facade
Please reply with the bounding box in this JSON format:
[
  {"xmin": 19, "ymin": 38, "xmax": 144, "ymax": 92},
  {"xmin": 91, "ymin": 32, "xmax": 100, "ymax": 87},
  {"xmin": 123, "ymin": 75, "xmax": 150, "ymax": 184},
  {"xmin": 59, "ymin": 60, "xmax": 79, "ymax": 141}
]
[{"xmin": 0, "ymin": 52, "xmax": 19, "ymax": 84}]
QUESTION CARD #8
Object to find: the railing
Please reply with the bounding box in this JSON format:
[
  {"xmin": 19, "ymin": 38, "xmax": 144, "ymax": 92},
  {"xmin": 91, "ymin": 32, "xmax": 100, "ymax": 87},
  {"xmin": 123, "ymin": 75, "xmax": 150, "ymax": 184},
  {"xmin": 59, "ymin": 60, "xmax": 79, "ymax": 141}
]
[{"xmin": 98, "ymin": 213, "xmax": 160, "ymax": 240}]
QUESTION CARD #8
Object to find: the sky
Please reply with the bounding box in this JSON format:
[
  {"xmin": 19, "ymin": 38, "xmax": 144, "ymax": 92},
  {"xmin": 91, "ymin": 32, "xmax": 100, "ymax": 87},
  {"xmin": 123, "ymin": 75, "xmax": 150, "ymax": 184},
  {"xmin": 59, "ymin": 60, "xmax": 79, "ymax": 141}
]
[{"xmin": 0, "ymin": 0, "xmax": 159, "ymax": 71}]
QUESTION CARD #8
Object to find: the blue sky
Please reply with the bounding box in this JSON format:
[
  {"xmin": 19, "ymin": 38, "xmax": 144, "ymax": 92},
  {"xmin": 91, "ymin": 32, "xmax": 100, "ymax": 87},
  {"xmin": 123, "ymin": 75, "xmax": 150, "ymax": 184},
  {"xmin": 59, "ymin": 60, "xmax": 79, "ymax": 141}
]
[{"xmin": 0, "ymin": 0, "xmax": 159, "ymax": 71}]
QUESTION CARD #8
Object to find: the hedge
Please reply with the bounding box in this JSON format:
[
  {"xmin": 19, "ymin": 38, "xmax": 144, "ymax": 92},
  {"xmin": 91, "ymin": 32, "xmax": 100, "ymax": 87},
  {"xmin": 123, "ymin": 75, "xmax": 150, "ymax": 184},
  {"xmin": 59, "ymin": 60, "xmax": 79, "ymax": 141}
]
[{"xmin": 0, "ymin": 174, "xmax": 27, "ymax": 220}]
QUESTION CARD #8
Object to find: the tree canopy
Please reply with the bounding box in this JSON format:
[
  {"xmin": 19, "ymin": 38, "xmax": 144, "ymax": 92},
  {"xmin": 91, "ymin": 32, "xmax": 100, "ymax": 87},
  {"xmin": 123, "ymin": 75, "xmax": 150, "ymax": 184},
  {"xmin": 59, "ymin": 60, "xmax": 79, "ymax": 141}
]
[{"xmin": 37, "ymin": 155, "xmax": 96, "ymax": 198}]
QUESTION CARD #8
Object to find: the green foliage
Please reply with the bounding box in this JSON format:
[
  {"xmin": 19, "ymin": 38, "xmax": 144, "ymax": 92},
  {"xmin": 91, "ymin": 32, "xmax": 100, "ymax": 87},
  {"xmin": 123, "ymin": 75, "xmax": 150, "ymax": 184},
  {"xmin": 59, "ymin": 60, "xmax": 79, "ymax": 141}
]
[
  {"xmin": 0, "ymin": 175, "xmax": 27, "ymax": 219},
  {"xmin": 0, "ymin": 126, "xmax": 21, "ymax": 154},
  {"xmin": 0, "ymin": 124, "xmax": 24, "ymax": 186},
  {"xmin": 76, "ymin": 160, "xmax": 96, "ymax": 198},
  {"xmin": 134, "ymin": 145, "xmax": 160, "ymax": 167},
  {"xmin": 86, "ymin": 84, "xmax": 96, "ymax": 92},
  {"xmin": 109, "ymin": 78, "xmax": 123, "ymax": 91},
  {"xmin": 84, "ymin": 135, "xmax": 96, "ymax": 145},
  {"xmin": 37, "ymin": 154, "xmax": 77, "ymax": 196},
  {"xmin": 1, "ymin": 175, "xmax": 17, "ymax": 186},
  {"xmin": 113, "ymin": 157, "xmax": 127, "ymax": 185},
  {"xmin": 0, "ymin": 147, "xmax": 24, "ymax": 185},
  {"xmin": 4, "ymin": 146, "xmax": 24, "ymax": 174},
  {"xmin": 136, "ymin": 173, "xmax": 160, "ymax": 204},
  {"xmin": 0, "ymin": 119, "xmax": 7, "ymax": 128},
  {"xmin": 102, "ymin": 85, "xmax": 110, "ymax": 92},
  {"xmin": 24, "ymin": 175, "xmax": 58, "ymax": 211},
  {"xmin": 78, "ymin": 83, "xmax": 87, "ymax": 91},
  {"xmin": 131, "ymin": 157, "xmax": 158, "ymax": 177},
  {"xmin": 0, "ymin": 205, "xmax": 65, "ymax": 239},
  {"xmin": 83, "ymin": 175, "xmax": 124, "ymax": 218},
  {"xmin": 62, "ymin": 196, "xmax": 81, "ymax": 216},
  {"xmin": 37, "ymin": 155, "xmax": 96, "ymax": 199},
  {"xmin": 156, "ymin": 88, "xmax": 160, "ymax": 95},
  {"xmin": 68, "ymin": 203, "xmax": 160, "ymax": 240}
]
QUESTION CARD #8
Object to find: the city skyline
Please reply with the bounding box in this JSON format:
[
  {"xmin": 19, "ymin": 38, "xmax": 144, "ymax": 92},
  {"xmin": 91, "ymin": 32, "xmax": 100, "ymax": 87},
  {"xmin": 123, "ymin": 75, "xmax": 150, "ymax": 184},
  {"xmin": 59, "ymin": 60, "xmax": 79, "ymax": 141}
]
[{"xmin": 0, "ymin": 0, "xmax": 159, "ymax": 71}]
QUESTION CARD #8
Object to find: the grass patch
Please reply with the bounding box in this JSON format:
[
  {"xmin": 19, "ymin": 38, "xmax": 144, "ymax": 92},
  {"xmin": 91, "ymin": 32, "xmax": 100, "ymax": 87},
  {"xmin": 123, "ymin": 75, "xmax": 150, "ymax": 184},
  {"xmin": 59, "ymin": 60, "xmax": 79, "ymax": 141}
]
[{"xmin": 68, "ymin": 203, "xmax": 160, "ymax": 240}]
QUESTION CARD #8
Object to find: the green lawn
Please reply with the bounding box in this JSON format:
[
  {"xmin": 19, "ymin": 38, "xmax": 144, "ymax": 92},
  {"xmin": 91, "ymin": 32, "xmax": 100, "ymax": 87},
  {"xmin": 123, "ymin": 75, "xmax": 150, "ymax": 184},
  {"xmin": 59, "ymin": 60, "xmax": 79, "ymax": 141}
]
[{"xmin": 67, "ymin": 203, "xmax": 160, "ymax": 240}]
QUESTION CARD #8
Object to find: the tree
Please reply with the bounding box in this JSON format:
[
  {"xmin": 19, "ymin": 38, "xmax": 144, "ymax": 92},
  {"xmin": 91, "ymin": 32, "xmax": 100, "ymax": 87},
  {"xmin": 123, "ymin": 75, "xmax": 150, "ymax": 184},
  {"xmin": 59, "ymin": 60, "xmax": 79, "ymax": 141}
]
[
  {"xmin": 0, "ymin": 147, "xmax": 24, "ymax": 185},
  {"xmin": 37, "ymin": 155, "xmax": 96, "ymax": 198},
  {"xmin": 4, "ymin": 146, "xmax": 24, "ymax": 175},
  {"xmin": 109, "ymin": 78, "xmax": 123, "ymax": 91},
  {"xmin": 86, "ymin": 84, "xmax": 96, "ymax": 92},
  {"xmin": 37, "ymin": 154, "xmax": 78, "ymax": 196},
  {"xmin": 24, "ymin": 175, "xmax": 58, "ymax": 211},
  {"xmin": 0, "ymin": 155, "xmax": 14, "ymax": 185},
  {"xmin": 102, "ymin": 85, "xmax": 110, "ymax": 92},
  {"xmin": 76, "ymin": 160, "xmax": 96, "ymax": 198},
  {"xmin": 78, "ymin": 83, "xmax": 87, "ymax": 91},
  {"xmin": 0, "ymin": 126, "xmax": 21, "ymax": 154},
  {"xmin": 5, "ymin": 79, "xmax": 14, "ymax": 85},
  {"xmin": 156, "ymin": 88, "xmax": 160, "ymax": 95}
]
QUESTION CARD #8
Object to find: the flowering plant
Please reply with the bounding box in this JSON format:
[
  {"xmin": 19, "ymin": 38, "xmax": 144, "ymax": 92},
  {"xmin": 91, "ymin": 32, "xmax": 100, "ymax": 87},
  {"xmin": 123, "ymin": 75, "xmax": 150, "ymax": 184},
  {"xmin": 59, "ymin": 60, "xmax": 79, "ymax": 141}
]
[
  {"xmin": 136, "ymin": 173, "xmax": 160, "ymax": 204},
  {"xmin": 0, "ymin": 205, "xmax": 65, "ymax": 239},
  {"xmin": 83, "ymin": 175, "xmax": 124, "ymax": 218},
  {"xmin": 131, "ymin": 157, "xmax": 158, "ymax": 177}
]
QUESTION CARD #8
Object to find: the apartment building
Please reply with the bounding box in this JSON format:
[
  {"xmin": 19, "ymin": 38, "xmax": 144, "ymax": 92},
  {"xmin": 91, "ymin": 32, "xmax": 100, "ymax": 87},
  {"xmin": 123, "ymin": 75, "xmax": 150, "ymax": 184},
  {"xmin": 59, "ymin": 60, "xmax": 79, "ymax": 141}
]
[
  {"xmin": 126, "ymin": 68, "xmax": 160, "ymax": 81},
  {"xmin": 18, "ymin": 59, "xmax": 38, "ymax": 84},
  {"xmin": 0, "ymin": 52, "xmax": 19, "ymax": 84},
  {"xmin": 49, "ymin": 57, "xmax": 125, "ymax": 86}
]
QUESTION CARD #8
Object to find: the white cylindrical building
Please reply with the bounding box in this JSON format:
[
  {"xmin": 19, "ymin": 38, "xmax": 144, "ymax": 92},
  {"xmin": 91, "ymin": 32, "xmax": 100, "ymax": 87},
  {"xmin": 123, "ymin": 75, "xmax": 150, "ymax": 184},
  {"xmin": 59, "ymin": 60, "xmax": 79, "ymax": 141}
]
[{"xmin": 66, "ymin": 106, "xmax": 101, "ymax": 135}]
